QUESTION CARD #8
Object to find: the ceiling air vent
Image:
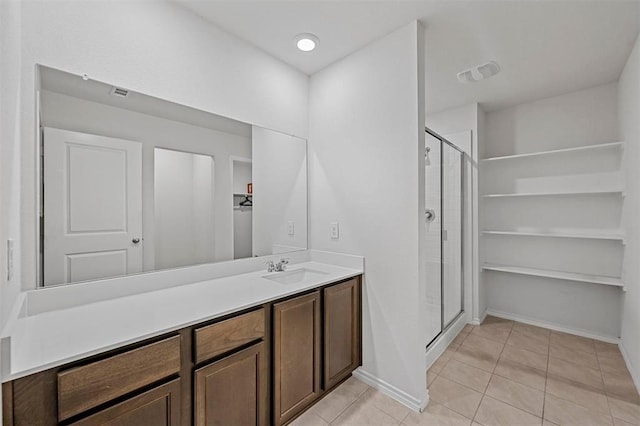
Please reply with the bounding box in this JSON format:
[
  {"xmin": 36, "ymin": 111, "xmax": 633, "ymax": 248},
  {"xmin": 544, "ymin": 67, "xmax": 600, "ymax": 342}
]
[
  {"xmin": 110, "ymin": 86, "xmax": 130, "ymax": 98},
  {"xmin": 457, "ymin": 61, "xmax": 501, "ymax": 84}
]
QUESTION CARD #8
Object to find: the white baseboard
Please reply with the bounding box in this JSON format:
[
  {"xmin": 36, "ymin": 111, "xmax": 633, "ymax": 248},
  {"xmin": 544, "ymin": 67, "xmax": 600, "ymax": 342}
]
[
  {"xmin": 619, "ymin": 343, "xmax": 640, "ymax": 395},
  {"xmin": 486, "ymin": 309, "xmax": 620, "ymax": 344},
  {"xmin": 352, "ymin": 368, "xmax": 429, "ymax": 413},
  {"xmin": 472, "ymin": 309, "xmax": 488, "ymax": 325}
]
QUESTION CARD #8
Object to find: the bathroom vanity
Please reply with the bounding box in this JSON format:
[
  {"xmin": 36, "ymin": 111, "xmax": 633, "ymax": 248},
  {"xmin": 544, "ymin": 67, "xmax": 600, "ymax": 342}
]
[{"xmin": 1, "ymin": 257, "xmax": 363, "ymax": 426}]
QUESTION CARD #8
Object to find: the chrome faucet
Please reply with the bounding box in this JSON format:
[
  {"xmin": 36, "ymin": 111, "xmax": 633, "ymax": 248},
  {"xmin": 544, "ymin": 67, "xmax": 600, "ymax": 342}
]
[
  {"xmin": 275, "ymin": 258, "xmax": 289, "ymax": 272},
  {"xmin": 267, "ymin": 258, "xmax": 289, "ymax": 272}
]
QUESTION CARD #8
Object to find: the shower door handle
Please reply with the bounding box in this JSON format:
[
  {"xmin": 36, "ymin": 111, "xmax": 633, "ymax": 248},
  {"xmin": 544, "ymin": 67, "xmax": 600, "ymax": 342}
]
[{"xmin": 425, "ymin": 209, "xmax": 436, "ymax": 222}]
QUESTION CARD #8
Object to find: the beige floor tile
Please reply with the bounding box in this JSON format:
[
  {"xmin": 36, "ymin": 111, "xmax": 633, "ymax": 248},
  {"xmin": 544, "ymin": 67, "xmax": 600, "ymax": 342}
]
[
  {"xmin": 493, "ymin": 358, "xmax": 547, "ymax": 391},
  {"xmin": 429, "ymin": 377, "xmax": 483, "ymax": 419},
  {"xmin": 453, "ymin": 344, "xmax": 501, "ymax": 373},
  {"xmin": 507, "ymin": 330, "xmax": 549, "ymax": 355},
  {"xmin": 336, "ymin": 376, "xmax": 371, "ymax": 399},
  {"xmin": 482, "ymin": 316, "xmax": 513, "ymax": 325},
  {"xmin": 598, "ymin": 351, "xmax": 630, "ymax": 376},
  {"xmin": 310, "ymin": 388, "xmax": 359, "ymax": 422},
  {"xmin": 614, "ymin": 418, "xmax": 636, "ymax": 426},
  {"xmin": 451, "ymin": 332, "xmax": 469, "ymax": 349},
  {"xmin": 331, "ymin": 398, "xmax": 400, "ymax": 426},
  {"xmin": 428, "ymin": 372, "xmax": 438, "ymax": 387},
  {"xmin": 290, "ymin": 411, "xmax": 330, "ymax": 426},
  {"xmin": 550, "ymin": 331, "xmax": 596, "ymax": 354},
  {"xmin": 440, "ymin": 359, "xmax": 493, "ymax": 393},
  {"xmin": 609, "ymin": 396, "xmax": 640, "ymax": 424},
  {"xmin": 543, "ymin": 421, "xmax": 559, "ymax": 426},
  {"xmin": 544, "ymin": 393, "xmax": 613, "ymax": 426},
  {"xmin": 549, "ymin": 342, "xmax": 600, "ymax": 370},
  {"xmin": 474, "ymin": 395, "xmax": 542, "ymax": 426},
  {"xmin": 463, "ymin": 334, "xmax": 506, "ymax": 354},
  {"xmin": 595, "ymin": 341, "xmax": 620, "ymax": 354},
  {"xmin": 512, "ymin": 322, "xmax": 551, "ymax": 339},
  {"xmin": 603, "ymin": 371, "xmax": 640, "ymax": 404},
  {"xmin": 501, "ymin": 344, "xmax": 548, "ymax": 371},
  {"xmin": 470, "ymin": 322, "xmax": 512, "ymax": 344},
  {"xmin": 402, "ymin": 402, "xmax": 471, "ymax": 426},
  {"xmin": 462, "ymin": 324, "xmax": 476, "ymax": 334},
  {"xmin": 548, "ymin": 356, "xmax": 604, "ymax": 390},
  {"xmin": 359, "ymin": 388, "xmax": 411, "ymax": 422},
  {"xmin": 430, "ymin": 355, "xmax": 452, "ymax": 376},
  {"xmin": 485, "ymin": 374, "xmax": 544, "ymax": 417},
  {"xmin": 546, "ymin": 374, "xmax": 610, "ymax": 415}
]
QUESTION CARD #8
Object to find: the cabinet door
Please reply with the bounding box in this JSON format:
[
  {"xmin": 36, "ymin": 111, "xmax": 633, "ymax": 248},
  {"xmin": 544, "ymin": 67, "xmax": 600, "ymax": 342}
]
[
  {"xmin": 324, "ymin": 278, "xmax": 361, "ymax": 389},
  {"xmin": 194, "ymin": 342, "xmax": 267, "ymax": 426},
  {"xmin": 71, "ymin": 379, "xmax": 181, "ymax": 426},
  {"xmin": 273, "ymin": 291, "xmax": 321, "ymax": 426}
]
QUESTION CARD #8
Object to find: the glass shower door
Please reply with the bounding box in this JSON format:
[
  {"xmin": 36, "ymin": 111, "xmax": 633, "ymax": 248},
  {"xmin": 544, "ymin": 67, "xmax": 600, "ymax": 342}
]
[
  {"xmin": 442, "ymin": 141, "xmax": 463, "ymax": 328},
  {"xmin": 425, "ymin": 129, "xmax": 464, "ymax": 347}
]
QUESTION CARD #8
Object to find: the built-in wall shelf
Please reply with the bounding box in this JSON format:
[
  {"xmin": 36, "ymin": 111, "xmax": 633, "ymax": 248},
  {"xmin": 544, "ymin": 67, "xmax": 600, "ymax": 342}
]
[
  {"xmin": 480, "ymin": 141, "xmax": 623, "ymax": 162},
  {"xmin": 482, "ymin": 263, "xmax": 623, "ymax": 287},
  {"xmin": 483, "ymin": 190, "xmax": 624, "ymax": 198},
  {"xmin": 233, "ymin": 193, "xmax": 253, "ymax": 197},
  {"xmin": 482, "ymin": 230, "xmax": 625, "ymax": 242}
]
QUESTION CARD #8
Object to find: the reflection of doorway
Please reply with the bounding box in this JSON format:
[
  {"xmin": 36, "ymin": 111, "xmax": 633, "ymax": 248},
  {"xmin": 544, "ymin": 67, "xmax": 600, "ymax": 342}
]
[
  {"xmin": 154, "ymin": 148, "xmax": 216, "ymax": 269},
  {"xmin": 231, "ymin": 157, "xmax": 253, "ymax": 259},
  {"xmin": 42, "ymin": 128, "xmax": 143, "ymax": 286}
]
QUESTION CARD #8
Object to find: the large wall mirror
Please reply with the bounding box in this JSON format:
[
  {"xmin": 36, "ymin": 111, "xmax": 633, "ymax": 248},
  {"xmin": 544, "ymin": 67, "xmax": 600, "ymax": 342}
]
[{"xmin": 37, "ymin": 65, "xmax": 307, "ymax": 287}]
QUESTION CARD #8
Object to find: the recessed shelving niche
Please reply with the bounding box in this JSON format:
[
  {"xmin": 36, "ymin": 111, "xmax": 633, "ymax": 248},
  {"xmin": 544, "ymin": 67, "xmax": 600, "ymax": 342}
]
[{"xmin": 480, "ymin": 140, "xmax": 625, "ymax": 288}]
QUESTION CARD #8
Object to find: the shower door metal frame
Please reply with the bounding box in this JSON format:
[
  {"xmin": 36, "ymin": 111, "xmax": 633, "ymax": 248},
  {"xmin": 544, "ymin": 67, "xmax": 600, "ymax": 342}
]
[{"xmin": 425, "ymin": 127, "xmax": 466, "ymax": 349}]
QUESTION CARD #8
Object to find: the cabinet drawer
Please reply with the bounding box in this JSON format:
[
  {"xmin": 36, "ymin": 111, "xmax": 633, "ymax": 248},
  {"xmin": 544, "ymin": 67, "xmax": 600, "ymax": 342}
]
[
  {"xmin": 194, "ymin": 308, "xmax": 265, "ymax": 363},
  {"xmin": 58, "ymin": 335, "xmax": 181, "ymax": 421},
  {"xmin": 70, "ymin": 379, "xmax": 181, "ymax": 426}
]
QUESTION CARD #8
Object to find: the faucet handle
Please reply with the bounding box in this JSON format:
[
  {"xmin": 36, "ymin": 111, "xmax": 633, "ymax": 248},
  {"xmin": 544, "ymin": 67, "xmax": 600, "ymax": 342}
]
[
  {"xmin": 280, "ymin": 258, "xmax": 290, "ymax": 264},
  {"xmin": 266, "ymin": 260, "xmax": 275, "ymax": 272}
]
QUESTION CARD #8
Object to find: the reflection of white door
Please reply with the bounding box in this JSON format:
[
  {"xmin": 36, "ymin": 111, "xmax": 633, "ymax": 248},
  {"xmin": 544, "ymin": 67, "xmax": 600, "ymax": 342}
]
[{"xmin": 43, "ymin": 128, "xmax": 143, "ymax": 286}]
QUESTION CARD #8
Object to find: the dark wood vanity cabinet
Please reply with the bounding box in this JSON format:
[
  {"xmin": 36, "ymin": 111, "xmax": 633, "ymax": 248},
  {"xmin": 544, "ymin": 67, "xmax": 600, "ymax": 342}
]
[
  {"xmin": 273, "ymin": 291, "xmax": 322, "ymax": 426},
  {"xmin": 194, "ymin": 342, "xmax": 267, "ymax": 426},
  {"xmin": 2, "ymin": 275, "xmax": 362, "ymax": 426},
  {"xmin": 323, "ymin": 278, "xmax": 361, "ymax": 390},
  {"xmin": 70, "ymin": 380, "xmax": 182, "ymax": 426}
]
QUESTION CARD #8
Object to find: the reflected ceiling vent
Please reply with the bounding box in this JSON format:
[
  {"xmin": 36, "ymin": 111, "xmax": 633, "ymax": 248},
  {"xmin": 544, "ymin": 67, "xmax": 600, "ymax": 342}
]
[
  {"xmin": 457, "ymin": 61, "xmax": 501, "ymax": 84},
  {"xmin": 110, "ymin": 86, "xmax": 130, "ymax": 98}
]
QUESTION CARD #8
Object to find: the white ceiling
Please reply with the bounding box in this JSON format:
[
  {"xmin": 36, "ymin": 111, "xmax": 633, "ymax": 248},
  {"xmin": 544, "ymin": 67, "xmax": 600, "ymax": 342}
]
[{"xmin": 180, "ymin": 1, "xmax": 639, "ymax": 114}]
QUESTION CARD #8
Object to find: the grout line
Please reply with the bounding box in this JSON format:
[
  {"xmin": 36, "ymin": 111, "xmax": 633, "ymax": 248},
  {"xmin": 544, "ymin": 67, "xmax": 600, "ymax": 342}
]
[
  {"xmin": 595, "ymin": 343, "xmax": 618, "ymax": 423},
  {"xmin": 542, "ymin": 327, "xmax": 551, "ymax": 423},
  {"xmin": 470, "ymin": 321, "xmax": 515, "ymax": 423}
]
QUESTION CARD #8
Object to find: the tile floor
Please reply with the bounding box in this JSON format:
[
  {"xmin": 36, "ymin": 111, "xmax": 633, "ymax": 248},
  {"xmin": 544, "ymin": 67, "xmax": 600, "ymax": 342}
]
[{"xmin": 291, "ymin": 316, "xmax": 640, "ymax": 425}]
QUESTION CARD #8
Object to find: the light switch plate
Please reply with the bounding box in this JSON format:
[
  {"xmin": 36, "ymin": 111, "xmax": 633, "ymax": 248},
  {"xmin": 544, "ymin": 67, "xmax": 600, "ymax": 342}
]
[
  {"xmin": 287, "ymin": 221, "xmax": 295, "ymax": 236},
  {"xmin": 330, "ymin": 222, "xmax": 339, "ymax": 239}
]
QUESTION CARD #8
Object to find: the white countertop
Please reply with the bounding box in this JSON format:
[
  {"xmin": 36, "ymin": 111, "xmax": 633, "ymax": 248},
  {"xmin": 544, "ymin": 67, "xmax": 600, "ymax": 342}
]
[{"xmin": 1, "ymin": 256, "xmax": 363, "ymax": 382}]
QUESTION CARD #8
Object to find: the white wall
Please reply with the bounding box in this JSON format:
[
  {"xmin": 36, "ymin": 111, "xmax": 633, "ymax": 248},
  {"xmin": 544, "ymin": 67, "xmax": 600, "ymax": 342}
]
[
  {"xmin": 0, "ymin": 0, "xmax": 23, "ymax": 336},
  {"xmin": 7, "ymin": 0, "xmax": 308, "ymax": 322},
  {"xmin": 309, "ymin": 22, "xmax": 427, "ymax": 408},
  {"xmin": 485, "ymin": 83, "xmax": 618, "ymax": 157},
  {"xmin": 40, "ymin": 91, "xmax": 251, "ymax": 270},
  {"xmin": 252, "ymin": 126, "xmax": 307, "ymax": 256},
  {"xmin": 483, "ymin": 84, "xmax": 623, "ymax": 338},
  {"xmin": 619, "ymin": 33, "xmax": 640, "ymax": 387}
]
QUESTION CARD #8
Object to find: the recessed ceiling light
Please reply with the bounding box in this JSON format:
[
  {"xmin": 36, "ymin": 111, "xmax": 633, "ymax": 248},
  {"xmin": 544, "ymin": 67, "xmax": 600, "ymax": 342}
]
[{"xmin": 295, "ymin": 33, "xmax": 319, "ymax": 52}]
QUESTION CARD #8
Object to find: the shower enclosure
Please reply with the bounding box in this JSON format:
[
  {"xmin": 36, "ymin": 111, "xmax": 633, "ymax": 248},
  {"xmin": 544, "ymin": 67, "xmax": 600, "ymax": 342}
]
[{"xmin": 425, "ymin": 128, "xmax": 465, "ymax": 347}]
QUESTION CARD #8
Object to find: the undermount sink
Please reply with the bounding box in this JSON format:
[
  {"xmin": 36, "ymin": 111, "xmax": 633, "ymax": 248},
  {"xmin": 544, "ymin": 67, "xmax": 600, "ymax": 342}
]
[{"xmin": 262, "ymin": 268, "xmax": 329, "ymax": 285}]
